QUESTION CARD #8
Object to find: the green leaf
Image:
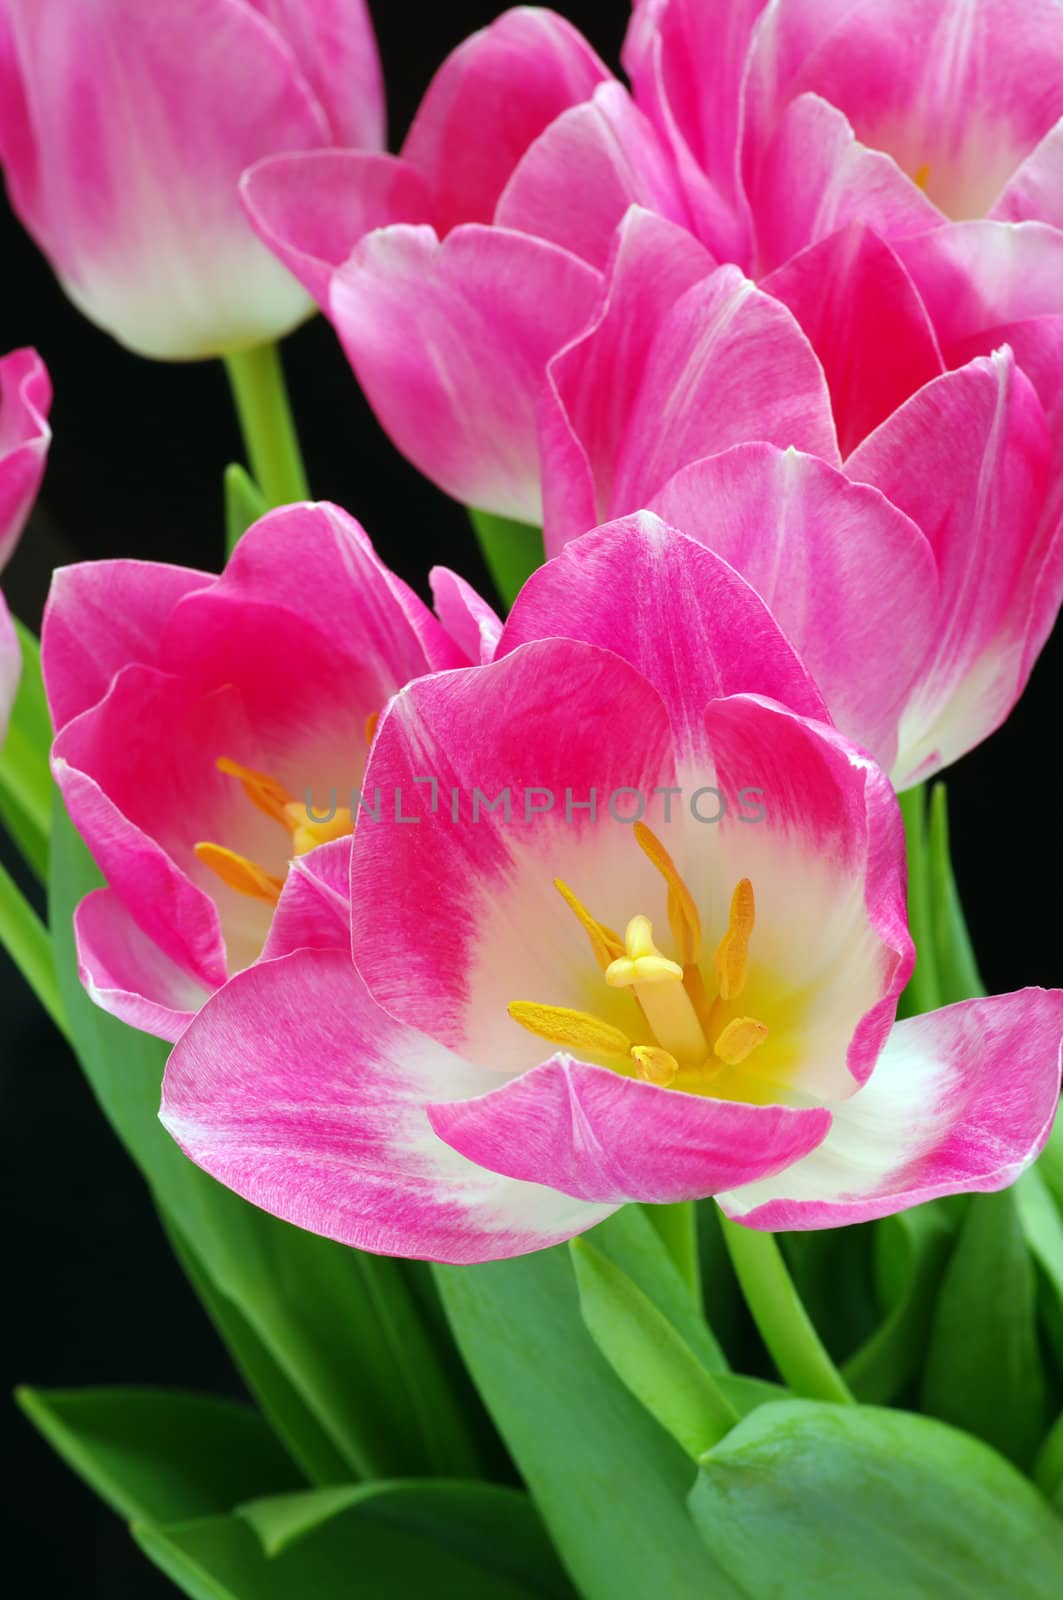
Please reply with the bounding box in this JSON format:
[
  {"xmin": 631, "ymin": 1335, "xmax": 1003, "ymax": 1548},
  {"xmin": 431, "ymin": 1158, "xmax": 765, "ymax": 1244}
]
[
  {"xmin": 570, "ymin": 1236, "xmax": 738, "ymax": 1458},
  {"xmin": 0, "ymin": 616, "xmax": 52, "ymax": 878},
  {"xmin": 595, "ymin": 1204, "xmax": 727, "ymax": 1371},
  {"xmin": 224, "ymin": 462, "xmax": 268, "ymax": 550},
  {"xmin": 467, "ymin": 508, "xmax": 544, "ymax": 609},
  {"xmin": 16, "ymin": 1387, "xmax": 301, "ymax": 1525},
  {"xmin": 1015, "ymin": 1166, "xmax": 1063, "ymax": 1369},
  {"xmin": 50, "ymin": 797, "xmax": 481, "ymax": 1483},
  {"xmin": 1033, "ymin": 1408, "xmax": 1063, "ymax": 1509},
  {"xmin": 926, "ymin": 782, "xmax": 985, "ymax": 1002},
  {"xmin": 781, "ymin": 1223, "xmax": 880, "ymax": 1364},
  {"xmin": 0, "ymin": 856, "xmax": 67, "ymax": 1038},
  {"xmin": 238, "ymin": 1480, "xmax": 576, "ymax": 1597},
  {"xmin": 922, "ymin": 1188, "xmax": 1048, "ymax": 1466},
  {"xmin": 842, "ymin": 1205, "xmax": 955, "ymax": 1404},
  {"xmin": 435, "ymin": 1248, "xmax": 743, "ymax": 1600},
  {"xmin": 689, "ymin": 1399, "xmax": 1063, "ymax": 1599},
  {"xmin": 135, "ymin": 1488, "xmax": 569, "ymax": 1600},
  {"xmin": 897, "ymin": 784, "xmax": 942, "ymax": 1017}
]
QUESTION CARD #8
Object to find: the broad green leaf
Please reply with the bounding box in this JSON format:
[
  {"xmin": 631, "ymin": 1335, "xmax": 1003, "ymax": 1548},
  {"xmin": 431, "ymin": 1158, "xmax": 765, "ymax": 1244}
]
[
  {"xmin": 0, "ymin": 616, "xmax": 52, "ymax": 878},
  {"xmin": 135, "ymin": 1492, "xmax": 566, "ymax": 1600},
  {"xmin": 1037, "ymin": 1111, "xmax": 1063, "ymax": 1212},
  {"xmin": 467, "ymin": 508, "xmax": 543, "ymax": 609},
  {"xmin": 435, "ymin": 1248, "xmax": 743, "ymax": 1600},
  {"xmin": 50, "ymin": 799, "xmax": 480, "ymax": 1483},
  {"xmin": 239, "ymin": 1480, "xmax": 575, "ymax": 1597},
  {"xmin": 715, "ymin": 1374, "xmax": 788, "ymax": 1416},
  {"xmin": 926, "ymin": 782, "xmax": 985, "ymax": 1002},
  {"xmin": 689, "ymin": 1399, "xmax": 1063, "ymax": 1599},
  {"xmin": 596, "ymin": 1205, "xmax": 727, "ymax": 1370},
  {"xmin": 1033, "ymin": 1408, "xmax": 1063, "ymax": 1509},
  {"xmin": 1015, "ymin": 1166, "xmax": 1063, "ymax": 1369},
  {"xmin": 696, "ymin": 1200, "xmax": 752, "ymax": 1367},
  {"xmin": 570, "ymin": 1237, "xmax": 737, "ymax": 1457},
  {"xmin": 16, "ymin": 1387, "xmax": 300, "ymax": 1525},
  {"xmin": 922, "ymin": 1189, "xmax": 1047, "ymax": 1466},
  {"xmin": 224, "ymin": 463, "xmax": 268, "ymax": 550},
  {"xmin": 842, "ymin": 1206, "xmax": 955, "ymax": 1404},
  {"xmin": 0, "ymin": 855, "xmax": 67, "ymax": 1038}
]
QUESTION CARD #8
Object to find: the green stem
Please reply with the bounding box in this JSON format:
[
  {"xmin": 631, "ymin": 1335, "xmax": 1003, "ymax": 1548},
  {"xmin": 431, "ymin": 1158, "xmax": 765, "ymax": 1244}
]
[
  {"xmin": 645, "ymin": 1201, "xmax": 702, "ymax": 1300},
  {"xmin": 0, "ymin": 859, "xmax": 69, "ymax": 1040},
  {"xmin": 718, "ymin": 1213, "xmax": 854, "ymax": 1404},
  {"xmin": 467, "ymin": 508, "xmax": 544, "ymax": 609},
  {"xmin": 897, "ymin": 783, "xmax": 942, "ymax": 1017},
  {"xmin": 223, "ymin": 342, "xmax": 309, "ymax": 537}
]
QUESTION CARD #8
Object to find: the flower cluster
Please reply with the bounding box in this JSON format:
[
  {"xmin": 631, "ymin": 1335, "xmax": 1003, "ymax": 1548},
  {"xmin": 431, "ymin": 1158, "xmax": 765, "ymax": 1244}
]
[{"xmin": 3, "ymin": 0, "xmax": 1061, "ymax": 1268}]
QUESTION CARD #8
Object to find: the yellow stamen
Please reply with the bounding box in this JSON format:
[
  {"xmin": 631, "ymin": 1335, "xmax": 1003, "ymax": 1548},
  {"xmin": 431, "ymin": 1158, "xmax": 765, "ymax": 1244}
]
[
  {"xmin": 606, "ymin": 916, "xmax": 708, "ymax": 1062},
  {"xmin": 914, "ymin": 161, "xmax": 931, "ymax": 192},
  {"xmin": 365, "ymin": 711, "xmax": 379, "ymax": 746},
  {"xmin": 631, "ymin": 1044, "xmax": 680, "ymax": 1086},
  {"xmin": 714, "ymin": 1015, "xmax": 769, "ymax": 1067},
  {"xmin": 215, "ymin": 757, "xmax": 292, "ymax": 826},
  {"xmin": 715, "ymin": 879, "xmax": 755, "ymax": 1001},
  {"xmin": 633, "ymin": 821, "xmax": 702, "ymax": 964},
  {"xmin": 194, "ymin": 842, "xmax": 284, "ymax": 904},
  {"xmin": 554, "ymin": 878, "xmax": 625, "ymax": 971},
  {"xmin": 508, "ymin": 1002, "xmax": 631, "ymax": 1058},
  {"xmin": 283, "ymin": 802, "xmax": 355, "ymax": 856}
]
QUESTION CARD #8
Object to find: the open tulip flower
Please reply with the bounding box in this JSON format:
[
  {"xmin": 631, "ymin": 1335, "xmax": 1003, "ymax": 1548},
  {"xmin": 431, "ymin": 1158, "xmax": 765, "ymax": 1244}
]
[
  {"xmin": 0, "ymin": 346, "xmax": 50, "ymax": 741},
  {"xmin": 0, "ymin": 0, "xmax": 387, "ymax": 358},
  {"xmin": 159, "ymin": 516, "xmax": 1062, "ymax": 1262},
  {"xmin": 41, "ymin": 503, "xmax": 469, "ymax": 1041}
]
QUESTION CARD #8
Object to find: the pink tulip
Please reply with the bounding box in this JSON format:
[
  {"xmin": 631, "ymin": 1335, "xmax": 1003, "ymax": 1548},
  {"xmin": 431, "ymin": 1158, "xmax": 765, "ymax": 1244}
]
[
  {"xmin": 42, "ymin": 503, "xmax": 471, "ymax": 1042},
  {"xmin": 159, "ymin": 517, "xmax": 1062, "ymax": 1261},
  {"xmin": 0, "ymin": 0, "xmax": 388, "ymax": 358},
  {"xmin": 0, "ymin": 347, "xmax": 51, "ymax": 743}
]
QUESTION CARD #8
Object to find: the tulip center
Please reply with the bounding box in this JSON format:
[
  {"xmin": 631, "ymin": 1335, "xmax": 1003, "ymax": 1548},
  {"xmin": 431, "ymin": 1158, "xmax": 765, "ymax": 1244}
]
[
  {"xmin": 194, "ymin": 757, "xmax": 354, "ymax": 905},
  {"xmin": 508, "ymin": 822, "xmax": 768, "ymax": 1091}
]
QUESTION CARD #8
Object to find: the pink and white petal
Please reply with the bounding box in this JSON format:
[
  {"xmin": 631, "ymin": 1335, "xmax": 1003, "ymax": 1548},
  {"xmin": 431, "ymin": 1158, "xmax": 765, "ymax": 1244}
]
[
  {"xmin": 430, "ymin": 567, "xmax": 503, "ymax": 666},
  {"xmin": 261, "ymin": 837, "xmax": 352, "ymax": 961},
  {"xmin": 499, "ymin": 511, "xmax": 828, "ymax": 757},
  {"xmin": 648, "ymin": 445, "xmax": 939, "ymax": 770},
  {"xmin": 74, "ymin": 887, "xmax": 214, "ymax": 1043},
  {"xmin": 43, "ymin": 558, "xmax": 214, "ymax": 731},
  {"xmin": 757, "ymin": 0, "xmax": 1063, "ymax": 221},
  {"xmin": 400, "ymin": 7, "xmax": 610, "ymax": 235},
  {"xmin": 330, "ymin": 224, "xmax": 601, "ymax": 523},
  {"xmin": 161, "ymin": 948, "xmax": 613, "ymax": 1263},
  {"xmin": 0, "ymin": 347, "xmax": 51, "ymax": 571},
  {"xmin": 896, "ymin": 222, "xmax": 1063, "ymax": 352},
  {"xmin": 240, "ymin": 150, "xmax": 433, "ymax": 305},
  {"xmin": 0, "ymin": 593, "xmax": 19, "ymax": 745},
  {"xmin": 0, "ymin": 0, "xmax": 327, "ymax": 359},
  {"xmin": 607, "ymin": 262, "xmax": 840, "ymax": 513},
  {"xmin": 846, "ymin": 350, "xmax": 1052, "ymax": 786},
  {"xmin": 719, "ymin": 989, "xmax": 1063, "ymax": 1229},
  {"xmin": 541, "ymin": 206, "xmax": 716, "ymax": 551},
  {"xmin": 749, "ymin": 94, "xmax": 941, "ymax": 275},
  {"xmin": 684, "ymin": 695, "xmax": 913, "ymax": 1098},
  {"xmin": 993, "ymin": 117, "xmax": 1063, "ymax": 230},
  {"xmin": 350, "ymin": 637, "xmax": 676, "ymax": 1071},
  {"xmin": 495, "ymin": 82, "xmax": 694, "ymax": 269},
  {"xmin": 246, "ymin": 0, "xmax": 385, "ymax": 149},
  {"xmin": 763, "ymin": 223, "xmax": 944, "ymax": 455},
  {"xmin": 429, "ymin": 1055, "xmax": 831, "ymax": 1205}
]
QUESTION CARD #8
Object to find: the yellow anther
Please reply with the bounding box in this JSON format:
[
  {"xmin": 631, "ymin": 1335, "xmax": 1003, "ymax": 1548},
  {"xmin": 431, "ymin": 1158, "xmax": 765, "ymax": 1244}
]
[
  {"xmin": 633, "ymin": 822, "xmax": 702, "ymax": 964},
  {"xmin": 605, "ymin": 915, "xmax": 684, "ymax": 988},
  {"xmin": 365, "ymin": 711, "xmax": 379, "ymax": 746},
  {"xmin": 283, "ymin": 802, "xmax": 355, "ymax": 856},
  {"xmin": 714, "ymin": 1015, "xmax": 769, "ymax": 1067},
  {"xmin": 914, "ymin": 161, "xmax": 931, "ymax": 192},
  {"xmin": 715, "ymin": 879, "xmax": 756, "ymax": 1000},
  {"xmin": 215, "ymin": 757, "xmax": 293, "ymax": 826},
  {"xmin": 508, "ymin": 1002, "xmax": 632, "ymax": 1058},
  {"xmin": 555, "ymin": 878, "xmax": 625, "ymax": 971},
  {"xmin": 194, "ymin": 842, "xmax": 284, "ymax": 905},
  {"xmin": 631, "ymin": 1044, "xmax": 680, "ymax": 1087}
]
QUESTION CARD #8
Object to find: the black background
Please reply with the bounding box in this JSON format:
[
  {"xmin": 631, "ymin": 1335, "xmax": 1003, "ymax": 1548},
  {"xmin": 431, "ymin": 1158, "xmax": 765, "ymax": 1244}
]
[{"xmin": 0, "ymin": 3, "xmax": 1059, "ymax": 1593}]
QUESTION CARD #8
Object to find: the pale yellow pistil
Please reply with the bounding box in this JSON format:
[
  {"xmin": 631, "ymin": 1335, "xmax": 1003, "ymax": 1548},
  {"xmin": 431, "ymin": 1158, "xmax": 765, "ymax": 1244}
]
[
  {"xmin": 194, "ymin": 757, "xmax": 354, "ymax": 904},
  {"xmin": 605, "ymin": 915, "xmax": 710, "ymax": 1063}
]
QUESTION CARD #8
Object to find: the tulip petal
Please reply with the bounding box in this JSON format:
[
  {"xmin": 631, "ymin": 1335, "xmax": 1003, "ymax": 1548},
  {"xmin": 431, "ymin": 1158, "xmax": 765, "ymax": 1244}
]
[
  {"xmin": 429, "ymin": 567, "xmax": 503, "ymax": 666},
  {"xmin": 330, "ymin": 224, "xmax": 601, "ymax": 523},
  {"xmin": 261, "ymin": 837, "xmax": 353, "ymax": 961},
  {"xmin": 245, "ymin": 0, "xmax": 385, "ymax": 149},
  {"xmin": 161, "ymin": 948, "xmax": 613, "ymax": 1263},
  {"xmin": 993, "ymin": 116, "xmax": 1063, "ymax": 229},
  {"xmin": 763, "ymin": 222, "xmax": 945, "ymax": 455},
  {"xmin": 719, "ymin": 989, "xmax": 1063, "ymax": 1229},
  {"xmin": 500, "ymin": 511, "xmax": 828, "ymax": 756},
  {"xmin": 240, "ymin": 149, "xmax": 433, "ymax": 304},
  {"xmin": 43, "ymin": 559, "xmax": 213, "ymax": 730},
  {"xmin": 400, "ymin": 7, "xmax": 610, "ymax": 235},
  {"xmin": 429, "ymin": 1056, "xmax": 832, "ymax": 1205},
  {"xmin": 0, "ymin": 0, "xmax": 328, "ymax": 357},
  {"xmin": 0, "ymin": 347, "xmax": 51, "ymax": 571},
  {"xmin": 74, "ymin": 887, "xmax": 213, "ymax": 1043},
  {"xmin": 647, "ymin": 444, "xmax": 939, "ymax": 772},
  {"xmin": 495, "ymin": 81, "xmax": 693, "ymax": 268},
  {"xmin": 0, "ymin": 593, "xmax": 19, "ymax": 745},
  {"xmin": 846, "ymin": 350, "xmax": 1053, "ymax": 786}
]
